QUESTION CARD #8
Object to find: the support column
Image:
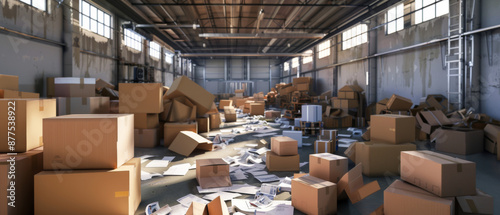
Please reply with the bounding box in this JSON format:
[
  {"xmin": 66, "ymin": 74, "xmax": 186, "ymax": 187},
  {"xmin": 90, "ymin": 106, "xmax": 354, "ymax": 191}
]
[
  {"xmin": 465, "ymin": 0, "xmax": 481, "ymax": 111},
  {"xmin": 368, "ymin": 17, "xmax": 378, "ymax": 104}
]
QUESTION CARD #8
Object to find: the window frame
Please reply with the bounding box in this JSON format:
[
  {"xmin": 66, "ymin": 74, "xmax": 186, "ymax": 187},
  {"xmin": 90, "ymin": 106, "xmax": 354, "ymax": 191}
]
[
  {"xmin": 80, "ymin": 0, "xmax": 112, "ymax": 38},
  {"xmin": 414, "ymin": 0, "xmax": 449, "ymax": 25},
  {"xmin": 19, "ymin": 0, "xmax": 47, "ymax": 11},
  {"xmin": 149, "ymin": 41, "xmax": 161, "ymax": 59},
  {"xmin": 302, "ymin": 50, "xmax": 313, "ymax": 64},
  {"xmin": 386, "ymin": 3, "xmax": 405, "ymax": 34},
  {"xmin": 342, "ymin": 24, "xmax": 368, "ymax": 51},
  {"xmin": 318, "ymin": 40, "xmax": 331, "ymax": 59},
  {"xmin": 124, "ymin": 28, "xmax": 144, "ymax": 51}
]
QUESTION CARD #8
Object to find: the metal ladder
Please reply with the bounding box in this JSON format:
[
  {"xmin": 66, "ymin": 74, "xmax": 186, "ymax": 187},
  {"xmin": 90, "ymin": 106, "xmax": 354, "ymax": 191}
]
[{"xmin": 447, "ymin": 0, "xmax": 464, "ymax": 111}]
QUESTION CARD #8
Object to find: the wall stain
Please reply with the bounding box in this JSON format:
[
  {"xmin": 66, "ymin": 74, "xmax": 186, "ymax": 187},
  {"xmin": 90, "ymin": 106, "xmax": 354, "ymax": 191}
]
[{"xmin": 1, "ymin": 0, "xmax": 17, "ymax": 20}]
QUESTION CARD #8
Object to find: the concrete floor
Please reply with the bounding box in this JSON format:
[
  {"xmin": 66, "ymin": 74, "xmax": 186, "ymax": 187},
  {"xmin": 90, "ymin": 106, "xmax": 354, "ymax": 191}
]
[{"xmin": 134, "ymin": 117, "xmax": 500, "ymax": 215}]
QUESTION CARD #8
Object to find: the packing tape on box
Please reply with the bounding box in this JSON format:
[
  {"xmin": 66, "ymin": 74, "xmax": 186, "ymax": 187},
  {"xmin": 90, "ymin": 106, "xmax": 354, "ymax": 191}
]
[
  {"xmin": 65, "ymin": 98, "xmax": 71, "ymax": 114},
  {"xmin": 39, "ymin": 99, "xmax": 44, "ymax": 111},
  {"xmin": 466, "ymin": 199, "xmax": 479, "ymax": 213},
  {"xmin": 82, "ymin": 97, "xmax": 87, "ymax": 105},
  {"xmin": 115, "ymin": 191, "xmax": 129, "ymax": 198},
  {"xmin": 428, "ymin": 111, "xmax": 443, "ymax": 126},
  {"xmin": 419, "ymin": 151, "xmax": 463, "ymax": 172}
]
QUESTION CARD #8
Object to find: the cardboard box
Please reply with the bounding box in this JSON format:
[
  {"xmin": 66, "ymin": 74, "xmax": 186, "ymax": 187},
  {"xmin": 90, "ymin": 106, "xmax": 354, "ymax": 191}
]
[
  {"xmin": 293, "ymin": 77, "xmax": 312, "ymax": 86},
  {"xmin": 119, "ymin": 83, "xmax": 163, "ymax": 113},
  {"xmin": 296, "ymin": 83, "xmax": 310, "ymax": 91},
  {"xmin": 209, "ymin": 113, "xmax": 221, "ymax": 129},
  {"xmin": 431, "ymin": 127, "xmax": 484, "ymax": 155},
  {"xmin": 282, "ymin": 130, "xmax": 302, "ymax": 148},
  {"xmin": 271, "ymin": 136, "xmax": 298, "ymax": 156},
  {"xmin": 196, "ymin": 158, "xmax": 231, "ymax": 189},
  {"xmin": 167, "ymin": 98, "xmax": 196, "ymax": 122},
  {"xmin": 291, "ymin": 175, "xmax": 337, "ymax": 215},
  {"xmin": 266, "ymin": 151, "xmax": 299, "ymax": 172},
  {"xmin": 0, "ymin": 148, "xmax": 43, "ymax": 215},
  {"xmin": 416, "ymin": 111, "xmax": 453, "ymax": 134},
  {"xmin": 265, "ymin": 110, "xmax": 281, "ymax": 119},
  {"xmin": 43, "ymin": 114, "xmax": 134, "ymax": 170},
  {"xmin": 484, "ymin": 124, "xmax": 500, "ymax": 154},
  {"xmin": 54, "ymin": 77, "xmax": 96, "ymax": 97},
  {"xmin": 338, "ymin": 91, "xmax": 358, "ymax": 100},
  {"xmin": 455, "ymin": 189, "xmax": 494, "ymax": 215},
  {"xmin": 0, "ymin": 74, "xmax": 19, "ymax": 91},
  {"xmin": 370, "ymin": 115, "xmax": 415, "ymax": 144},
  {"xmin": 386, "ymin": 94, "xmax": 413, "ymax": 111},
  {"xmin": 354, "ymin": 142, "xmax": 416, "ymax": 176},
  {"xmin": 164, "ymin": 121, "xmax": 197, "ymax": 147},
  {"xmin": 134, "ymin": 113, "xmax": 159, "ymax": 129},
  {"xmin": 344, "ymin": 142, "xmax": 356, "ymax": 162},
  {"xmin": 362, "ymin": 127, "xmax": 370, "ymax": 140},
  {"xmin": 168, "ymin": 131, "xmax": 212, "ymax": 156},
  {"xmin": 95, "ymin": 78, "xmax": 115, "ymax": 91},
  {"xmin": 0, "ymin": 89, "xmax": 39, "ymax": 98},
  {"xmin": 109, "ymin": 100, "xmax": 119, "ymax": 113},
  {"xmin": 318, "ymin": 129, "xmax": 337, "ymax": 140},
  {"xmin": 196, "ymin": 116, "xmax": 210, "ymax": 133},
  {"xmin": 323, "ymin": 115, "xmax": 353, "ymax": 129},
  {"xmin": 400, "ymin": 150, "xmax": 476, "ymax": 197},
  {"xmin": 56, "ymin": 97, "xmax": 110, "ymax": 116},
  {"xmin": 234, "ymin": 89, "xmax": 245, "ymax": 93},
  {"xmin": 160, "ymin": 100, "xmax": 173, "ymax": 121},
  {"xmin": 186, "ymin": 196, "xmax": 229, "ymax": 215},
  {"xmin": 309, "ymin": 153, "xmax": 348, "ymax": 183},
  {"xmin": 223, "ymin": 106, "xmax": 236, "ymax": 122},
  {"xmin": 426, "ymin": 94, "xmax": 449, "ymax": 112},
  {"xmin": 101, "ymin": 87, "xmax": 119, "ymax": 100},
  {"xmin": 314, "ymin": 140, "xmax": 336, "ymax": 154},
  {"xmin": 332, "ymin": 98, "xmax": 358, "ymax": 109},
  {"xmin": 134, "ymin": 128, "xmax": 159, "ymax": 148},
  {"xmin": 0, "ymin": 99, "xmax": 56, "ymax": 153},
  {"xmin": 35, "ymin": 158, "xmax": 141, "ymax": 215},
  {"xmin": 165, "ymin": 76, "xmax": 215, "ymax": 115},
  {"xmin": 235, "ymin": 99, "xmax": 247, "ymax": 107},
  {"xmin": 384, "ymin": 180, "xmax": 454, "ymax": 215},
  {"xmin": 337, "ymin": 164, "xmax": 381, "ymax": 203},
  {"xmin": 375, "ymin": 98, "xmax": 389, "ymax": 114},
  {"xmin": 250, "ymin": 103, "xmax": 265, "ymax": 115},
  {"xmin": 187, "ymin": 201, "xmax": 208, "ymax": 215},
  {"xmin": 218, "ymin": 100, "xmax": 233, "ymax": 109}
]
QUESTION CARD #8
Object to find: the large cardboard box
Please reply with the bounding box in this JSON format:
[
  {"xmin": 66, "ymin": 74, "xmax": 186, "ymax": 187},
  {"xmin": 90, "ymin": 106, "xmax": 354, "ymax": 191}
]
[
  {"xmin": 271, "ymin": 136, "xmax": 298, "ymax": 156},
  {"xmin": 401, "ymin": 150, "xmax": 476, "ymax": 197},
  {"xmin": 0, "ymin": 99, "xmax": 56, "ymax": 153},
  {"xmin": 293, "ymin": 77, "xmax": 312, "ymax": 86},
  {"xmin": 164, "ymin": 121, "xmax": 197, "ymax": 147},
  {"xmin": 134, "ymin": 128, "xmax": 159, "ymax": 148},
  {"xmin": 167, "ymin": 98, "xmax": 196, "ymax": 122},
  {"xmin": 296, "ymin": 83, "xmax": 310, "ymax": 91},
  {"xmin": 218, "ymin": 100, "xmax": 233, "ymax": 109},
  {"xmin": 0, "ymin": 74, "xmax": 19, "ymax": 91},
  {"xmin": 43, "ymin": 114, "xmax": 134, "ymax": 170},
  {"xmin": 354, "ymin": 142, "xmax": 416, "ymax": 176},
  {"xmin": 426, "ymin": 94, "xmax": 449, "ymax": 112},
  {"xmin": 283, "ymin": 130, "xmax": 302, "ymax": 148},
  {"xmin": 0, "ymin": 148, "xmax": 43, "ymax": 215},
  {"xmin": 455, "ymin": 189, "xmax": 494, "ymax": 215},
  {"xmin": 309, "ymin": 153, "xmax": 348, "ymax": 183},
  {"xmin": 119, "ymin": 83, "xmax": 163, "ymax": 113},
  {"xmin": 484, "ymin": 124, "xmax": 500, "ymax": 154},
  {"xmin": 266, "ymin": 151, "xmax": 299, "ymax": 172},
  {"xmin": 384, "ymin": 180, "xmax": 454, "ymax": 215},
  {"xmin": 265, "ymin": 110, "xmax": 281, "ymax": 119},
  {"xmin": 209, "ymin": 113, "xmax": 221, "ymax": 129},
  {"xmin": 168, "ymin": 131, "xmax": 213, "ymax": 156},
  {"xmin": 386, "ymin": 94, "xmax": 413, "ymax": 111},
  {"xmin": 250, "ymin": 103, "xmax": 265, "ymax": 115},
  {"xmin": 54, "ymin": 77, "xmax": 96, "ymax": 97},
  {"xmin": 291, "ymin": 175, "xmax": 337, "ymax": 215},
  {"xmin": 56, "ymin": 97, "xmax": 109, "ymax": 116},
  {"xmin": 314, "ymin": 140, "xmax": 336, "ymax": 154},
  {"xmin": 223, "ymin": 106, "xmax": 236, "ymax": 122},
  {"xmin": 196, "ymin": 158, "xmax": 231, "ymax": 189},
  {"xmin": 196, "ymin": 116, "xmax": 210, "ymax": 133},
  {"xmin": 430, "ymin": 127, "xmax": 484, "ymax": 155},
  {"xmin": 110, "ymin": 100, "xmax": 119, "ymax": 113},
  {"xmin": 370, "ymin": 115, "xmax": 415, "ymax": 144},
  {"xmin": 416, "ymin": 111, "xmax": 453, "ymax": 134},
  {"xmin": 165, "ymin": 76, "xmax": 215, "ymax": 115},
  {"xmin": 0, "ymin": 89, "xmax": 39, "ymax": 98},
  {"xmin": 35, "ymin": 158, "xmax": 141, "ymax": 215},
  {"xmin": 134, "ymin": 113, "xmax": 159, "ymax": 129}
]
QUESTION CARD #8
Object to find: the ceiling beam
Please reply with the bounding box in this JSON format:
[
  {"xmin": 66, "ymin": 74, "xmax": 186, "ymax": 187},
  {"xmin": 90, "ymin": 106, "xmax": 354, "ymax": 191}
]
[
  {"xmin": 181, "ymin": 53, "xmax": 312, "ymax": 57},
  {"xmin": 132, "ymin": 3, "xmax": 367, "ymax": 7},
  {"xmin": 199, "ymin": 33, "xmax": 326, "ymax": 39}
]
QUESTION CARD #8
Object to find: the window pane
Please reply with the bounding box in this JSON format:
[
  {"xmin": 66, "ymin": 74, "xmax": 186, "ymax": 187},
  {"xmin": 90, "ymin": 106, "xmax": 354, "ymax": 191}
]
[
  {"xmin": 352, "ymin": 27, "xmax": 358, "ymax": 37},
  {"xmin": 362, "ymin": 33, "xmax": 367, "ymax": 43},
  {"xmin": 388, "ymin": 8, "xmax": 396, "ymax": 21},
  {"xmin": 82, "ymin": 1, "xmax": 89, "ymax": 15},
  {"xmin": 388, "ymin": 21, "xmax": 396, "ymax": 34},
  {"xmin": 104, "ymin": 14, "xmax": 110, "ymax": 26},
  {"xmin": 397, "ymin": 4, "xmax": 404, "ymax": 17},
  {"xmin": 98, "ymin": 10, "xmax": 104, "ymax": 23},
  {"xmin": 346, "ymin": 30, "xmax": 351, "ymax": 39},
  {"xmin": 20, "ymin": 0, "xmax": 30, "ymax": 4},
  {"xmin": 98, "ymin": 23, "xmax": 103, "ymax": 35},
  {"xmin": 33, "ymin": 0, "xmax": 46, "ymax": 11},
  {"xmin": 82, "ymin": 16, "xmax": 89, "ymax": 30},
  {"xmin": 423, "ymin": 4, "xmax": 435, "ymax": 22},
  {"xmin": 361, "ymin": 24, "xmax": 367, "ymax": 33},
  {"xmin": 104, "ymin": 26, "xmax": 110, "ymax": 38},
  {"xmin": 90, "ymin": 6, "xmax": 97, "ymax": 19},
  {"xmin": 436, "ymin": 0, "xmax": 449, "ymax": 17},
  {"xmin": 91, "ymin": 19, "xmax": 97, "ymax": 32},
  {"xmin": 423, "ymin": 0, "xmax": 435, "ymax": 7},
  {"xmin": 415, "ymin": 0, "xmax": 422, "ymax": 9},
  {"xmin": 415, "ymin": 10, "xmax": 423, "ymax": 24},
  {"xmin": 357, "ymin": 25, "xmax": 362, "ymax": 36}
]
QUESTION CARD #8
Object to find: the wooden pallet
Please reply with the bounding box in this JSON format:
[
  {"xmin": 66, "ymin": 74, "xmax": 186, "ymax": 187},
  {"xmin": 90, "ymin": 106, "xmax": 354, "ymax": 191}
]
[{"xmin": 299, "ymin": 121, "xmax": 323, "ymax": 135}]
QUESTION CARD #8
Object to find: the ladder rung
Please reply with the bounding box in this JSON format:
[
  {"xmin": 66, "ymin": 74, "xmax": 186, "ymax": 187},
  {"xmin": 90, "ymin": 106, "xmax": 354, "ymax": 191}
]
[
  {"xmin": 448, "ymin": 74, "xmax": 460, "ymax": 77},
  {"xmin": 447, "ymin": 60, "xmax": 460, "ymax": 63},
  {"xmin": 448, "ymin": 92, "xmax": 461, "ymax": 95}
]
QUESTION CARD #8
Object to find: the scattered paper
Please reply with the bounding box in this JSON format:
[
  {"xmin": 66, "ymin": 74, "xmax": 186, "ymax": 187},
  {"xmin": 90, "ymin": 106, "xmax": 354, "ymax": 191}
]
[
  {"xmin": 145, "ymin": 160, "xmax": 170, "ymax": 168},
  {"xmin": 189, "ymin": 163, "xmax": 197, "ymax": 170},
  {"xmin": 162, "ymin": 156, "xmax": 175, "ymax": 162},
  {"xmin": 302, "ymin": 136, "xmax": 309, "ymax": 138},
  {"xmin": 253, "ymin": 132, "xmax": 278, "ymax": 137},
  {"xmin": 249, "ymin": 171, "xmax": 268, "ymax": 176},
  {"xmin": 232, "ymin": 199, "xmax": 292, "ymax": 214},
  {"xmin": 197, "ymin": 183, "xmax": 258, "ymax": 195},
  {"xmin": 177, "ymin": 194, "xmax": 210, "ymax": 207},
  {"xmin": 152, "ymin": 205, "xmax": 173, "ymax": 215},
  {"xmin": 145, "ymin": 202, "xmax": 160, "ymax": 215},
  {"xmin": 139, "ymin": 155, "xmax": 155, "ymax": 159},
  {"xmin": 163, "ymin": 163, "xmax": 191, "ymax": 176},
  {"xmin": 278, "ymin": 177, "xmax": 293, "ymax": 192},
  {"xmin": 338, "ymin": 134, "xmax": 352, "ymax": 138},
  {"xmin": 255, "ymin": 147, "xmax": 269, "ymax": 155},
  {"xmin": 168, "ymin": 204, "xmax": 189, "ymax": 215},
  {"xmin": 300, "ymin": 162, "xmax": 308, "ymax": 167},
  {"xmin": 230, "ymin": 171, "xmax": 248, "ymax": 181},
  {"xmin": 202, "ymin": 191, "xmax": 242, "ymax": 201},
  {"xmin": 249, "ymin": 196, "xmax": 273, "ymax": 208},
  {"xmin": 141, "ymin": 171, "xmax": 162, "ymax": 181},
  {"xmin": 255, "ymin": 204, "xmax": 294, "ymax": 215},
  {"xmin": 228, "ymin": 185, "xmax": 260, "ymax": 195},
  {"xmin": 254, "ymin": 175, "xmax": 280, "ymax": 183},
  {"xmin": 245, "ymin": 143, "xmax": 258, "ymax": 147},
  {"xmin": 222, "ymin": 156, "xmax": 237, "ymax": 164},
  {"xmin": 302, "ymin": 143, "xmax": 312, "ymax": 147}
]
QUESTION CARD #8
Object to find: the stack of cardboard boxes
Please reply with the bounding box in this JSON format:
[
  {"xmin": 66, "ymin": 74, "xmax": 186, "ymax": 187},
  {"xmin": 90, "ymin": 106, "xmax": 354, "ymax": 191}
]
[
  {"xmin": 314, "ymin": 129, "xmax": 337, "ymax": 154},
  {"xmin": 323, "ymin": 84, "xmax": 365, "ymax": 129},
  {"xmin": 266, "ymin": 136, "xmax": 300, "ymax": 172}
]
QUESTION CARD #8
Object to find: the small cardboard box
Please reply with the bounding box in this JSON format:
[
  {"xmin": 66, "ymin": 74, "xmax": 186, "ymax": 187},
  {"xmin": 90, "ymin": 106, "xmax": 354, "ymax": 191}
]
[
  {"xmin": 309, "ymin": 153, "xmax": 348, "ymax": 183},
  {"xmin": 370, "ymin": 115, "xmax": 415, "ymax": 144},
  {"xmin": 134, "ymin": 113, "xmax": 159, "ymax": 129},
  {"xmin": 266, "ymin": 151, "xmax": 299, "ymax": 172},
  {"xmin": 119, "ymin": 83, "xmax": 163, "ymax": 113},
  {"xmin": 386, "ymin": 94, "xmax": 413, "ymax": 111},
  {"xmin": 196, "ymin": 116, "xmax": 210, "ymax": 133},
  {"xmin": 95, "ymin": 78, "xmax": 115, "ymax": 91},
  {"xmin": 283, "ymin": 130, "xmax": 302, "ymax": 148},
  {"xmin": 0, "ymin": 74, "xmax": 19, "ymax": 91},
  {"xmin": 416, "ymin": 111, "xmax": 453, "ymax": 134},
  {"xmin": 337, "ymin": 164, "xmax": 380, "ymax": 203},
  {"xmin": 314, "ymin": 140, "xmax": 336, "ymax": 154},
  {"xmin": 56, "ymin": 97, "xmax": 110, "ymax": 115},
  {"xmin": 0, "ymin": 99, "xmax": 56, "ymax": 153},
  {"xmin": 401, "ymin": 150, "xmax": 476, "ymax": 197},
  {"xmin": 291, "ymin": 175, "xmax": 337, "ymax": 215},
  {"xmin": 35, "ymin": 158, "xmax": 141, "ymax": 215},
  {"xmin": 235, "ymin": 99, "xmax": 247, "ymax": 107},
  {"xmin": 168, "ymin": 131, "xmax": 213, "ymax": 156},
  {"xmin": 43, "ymin": 114, "xmax": 134, "ymax": 170},
  {"xmin": 250, "ymin": 103, "xmax": 265, "ymax": 115},
  {"xmin": 196, "ymin": 158, "xmax": 231, "ymax": 189},
  {"xmin": 425, "ymin": 94, "xmax": 449, "ymax": 112},
  {"xmin": 455, "ymin": 189, "xmax": 494, "ymax": 215},
  {"xmin": 187, "ymin": 196, "xmax": 229, "ymax": 215},
  {"xmin": 375, "ymin": 98, "xmax": 389, "ymax": 114},
  {"xmin": 484, "ymin": 124, "xmax": 500, "ymax": 154},
  {"xmin": 332, "ymin": 98, "xmax": 358, "ymax": 109},
  {"xmin": 354, "ymin": 142, "xmax": 416, "ymax": 176},
  {"xmin": 271, "ymin": 136, "xmax": 298, "ymax": 156},
  {"xmin": 218, "ymin": 100, "xmax": 233, "ymax": 109},
  {"xmin": 223, "ymin": 106, "xmax": 237, "ymax": 122},
  {"xmin": 209, "ymin": 113, "xmax": 221, "ymax": 129},
  {"xmin": 0, "ymin": 89, "xmax": 39, "ymax": 98},
  {"xmin": 54, "ymin": 77, "xmax": 96, "ymax": 97},
  {"xmin": 165, "ymin": 76, "xmax": 215, "ymax": 115},
  {"xmin": 164, "ymin": 121, "xmax": 197, "ymax": 147},
  {"xmin": 323, "ymin": 115, "xmax": 353, "ymax": 129},
  {"xmin": 431, "ymin": 127, "xmax": 484, "ymax": 155},
  {"xmin": 384, "ymin": 180, "xmax": 454, "ymax": 215},
  {"xmin": 296, "ymin": 83, "xmax": 310, "ymax": 91},
  {"xmin": 338, "ymin": 85, "xmax": 363, "ymax": 100},
  {"xmin": 265, "ymin": 110, "xmax": 281, "ymax": 119},
  {"xmin": 318, "ymin": 129, "xmax": 337, "ymax": 141},
  {"xmin": 134, "ymin": 128, "xmax": 159, "ymax": 148}
]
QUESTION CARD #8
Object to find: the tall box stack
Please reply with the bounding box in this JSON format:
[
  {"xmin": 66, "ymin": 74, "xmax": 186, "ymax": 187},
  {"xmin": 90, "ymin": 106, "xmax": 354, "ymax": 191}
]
[
  {"xmin": 267, "ymin": 136, "xmax": 299, "ymax": 172},
  {"xmin": 332, "ymin": 85, "xmax": 363, "ymax": 109},
  {"xmin": 315, "ymin": 129, "xmax": 337, "ymax": 154},
  {"xmin": 36, "ymin": 114, "xmax": 140, "ymax": 215}
]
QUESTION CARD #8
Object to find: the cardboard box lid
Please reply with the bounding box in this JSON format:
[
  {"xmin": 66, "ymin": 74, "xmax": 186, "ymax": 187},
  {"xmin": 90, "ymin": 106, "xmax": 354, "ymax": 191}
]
[
  {"xmin": 387, "ymin": 94, "xmax": 413, "ymax": 110},
  {"xmin": 402, "ymin": 150, "xmax": 474, "ymax": 165},
  {"xmin": 54, "ymin": 77, "xmax": 96, "ymax": 84},
  {"xmin": 456, "ymin": 189, "xmax": 494, "ymax": 214},
  {"xmin": 165, "ymin": 76, "xmax": 215, "ymax": 115},
  {"xmin": 96, "ymin": 78, "xmax": 115, "ymax": 90},
  {"xmin": 293, "ymin": 175, "xmax": 335, "ymax": 189},
  {"xmin": 311, "ymin": 153, "xmax": 347, "ymax": 161},
  {"xmin": 272, "ymin": 136, "xmax": 297, "ymax": 143},
  {"xmin": 337, "ymin": 163, "xmax": 380, "ymax": 203},
  {"xmin": 484, "ymin": 124, "xmax": 500, "ymax": 143},
  {"xmin": 168, "ymin": 131, "xmax": 212, "ymax": 156},
  {"xmin": 223, "ymin": 106, "xmax": 236, "ymax": 114},
  {"xmin": 339, "ymin": 85, "xmax": 364, "ymax": 92},
  {"xmin": 0, "ymin": 74, "xmax": 19, "ymax": 91},
  {"xmin": 385, "ymin": 180, "xmax": 454, "ymax": 205},
  {"xmin": 418, "ymin": 110, "xmax": 454, "ymax": 126},
  {"xmin": 197, "ymin": 158, "xmax": 227, "ymax": 167}
]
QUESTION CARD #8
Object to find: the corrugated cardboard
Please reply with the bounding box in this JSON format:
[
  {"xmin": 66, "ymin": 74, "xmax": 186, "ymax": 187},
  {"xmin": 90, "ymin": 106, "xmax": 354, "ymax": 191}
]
[
  {"xmin": 339, "ymin": 85, "xmax": 363, "ymax": 92},
  {"xmin": 160, "ymin": 100, "xmax": 173, "ymax": 121},
  {"xmin": 265, "ymin": 110, "xmax": 281, "ymax": 119},
  {"xmin": 0, "ymin": 74, "xmax": 19, "ymax": 91},
  {"xmin": 43, "ymin": 114, "xmax": 134, "ymax": 170},
  {"xmin": 95, "ymin": 78, "xmax": 115, "ymax": 91},
  {"xmin": 362, "ymin": 127, "xmax": 370, "ymax": 140},
  {"xmin": 296, "ymin": 83, "xmax": 310, "ymax": 91},
  {"xmin": 354, "ymin": 142, "xmax": 416, "ymax": 176},
  {"xmin": 46, "ymin": 77, "xmax": 55, "ymax": 97},
  {"xmin": 196, "ymin": 116, "xmax": 210, "ymax": 133},
  {"xmin": 484, "ymin": 124, "xmax": 500, "ymax": 154},
  {"xmin": 332, "ymin": 98, "xmax": 358, "ymax": 109},
  {"xmin": 0, "ymin": 99, "xmax": 56, "ymax": 153},
  {"xmin": 56, "ymin": 97, "xmax": 110, "ymax": 116},
  {"xmin": 0, "ymin": 89, "xmax": 39, "ymax": 98},
  {"xmin": 250, "ymin": 103, "xmax": 265, "ymax": 115},
  {"xmin": 266, "ymin": 151, "xmax": 299, "ymax": 172},
  {"xmin": 207, "ymin": 196, "xmax": 230, "ymax": 215},
  {"xmin": 218, "ymin": 100, "xmax": 233, "ymax": 109},
  {"xmin": 426, "ymin": 95, "xmax": 448, "ymax": 112},
  {"xmin": 291, "ymin": 175, "xmax": 337, "ymax": 215},
  {"xmin": 119, "ymin": 83, "xmax": 163, "ymax": 113},
  {"xmin": 431, "ymin": 127, "xmax": 484, "ymax": 155},
  {"xmin": 235, "ymin": 99, "xmax": 247, "ymax": 107},
  {"xmin": 337, "ymin": 164, "xmax": 380, "ymax": 203},
  {"xmin": 314, "ymin": 140, "xmax": 336, "ymax": 154},
  {"xmin": 196, "ymin": 158, "xmax": 231, "ymax": 189},
  {"xmin": 0, "ymin": 148, "xmax": 43, "ymax": 215},
  {"xmin": 318, "ymin": 129, "xmax": 337, "ymax": 141},
  {"xmin": 165, "ymin": 76, "xmax": 215, "ymax": 115},
  {"xmin": 416, "ymin": 110, "xmax": 453, "ymax": 134},
  {"xmin": 309, "ymin": 153, "xmax": 348, "ymax": 183},
  {"xmin": 163, "ymin": 121, "xmax": 197, "ymax": 147},
  {"xmin": 323, "ymin": 115, "xmax": 353, "ymax": 129},
  {"xmin": 455, "ymin": 189, "xmax": 494, "ymax": 215},
  {"xmin": 54, "ymin": 77, "xmax": 96, "ymax": 97},
  {"xmin": 293, "ymin": 77, "xmax": 312, "ymax": 86},
  {"xmin": 134, "ymin": 128, "xmax": 159, "ymax": 148},
  {"xmin": 344, "ymin": 143, "xmax": 356, "ymax": 162},
  {"xmin": 167, "ymin": 99, "xmax": 196, "ymax": 122},
  {"xmin": 271, "ymin": 136, "xmax": 298, "ymax": 156},
  {"xmin": 134, "ymin": 113, "xmax": 159, "ymax": 129},
  {"xmin": 223, "ymin": 106, "xmax": 236, "ymax": 122},
  {"xmin": 168, "ymin": 131, "xmax": 213, "ymax": 156},
  {"xmin": 209, "ymin": 113, "xmax": 221, "ymax": 129},
  {"xmin": 370, "ymin": 115, "xmax": 416, "ymax": 144},
  {"xmin": 35, "ymin": 158, "xmax": 141, "ymax": 215},
  {"xmin": 102, "ymin": 87, "xmax": 119, "ymax": 100},
  {"xmin": 384, "ymin": 180, "xmax": 454, "ymax": 215},
  {"xmin": 386, "ymin": 94, "xmax": 413, "ymax": 111},
  {"xmin": 375, "ymin": 98, "xmax": 389, "ymax": 114},
  {"xmin": 400, "ymin": 150, "xmax": 476, "ymax": 197},
  {"xmin": 186, "ymin": 201, "xmax": 208, "ymax": 215}
]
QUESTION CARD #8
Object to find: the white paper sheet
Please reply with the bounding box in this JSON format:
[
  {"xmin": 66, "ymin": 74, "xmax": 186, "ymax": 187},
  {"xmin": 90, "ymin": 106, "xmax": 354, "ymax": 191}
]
[
  {"xmin": 177, "ymin": 194, "xmax": 210, "ymax": 207},
  {"xmin": 168, "ymin": 204, "xmax": 189, "ymax": 215},
  {"xmin": 141, "ymin": 171, "xmax": 162, "ymax": 181},
  {"xmin": 249, "ymin": 171, "xmax": 268, "ymax": 176},
  {"xmin": 189, "ymin": 163, "xmax": 197, "ymax": 170},
  {"xmin": 162, "ymin": 156, "xmax": 175, "ymax": 162},
  {"xmin": 145, "ymin": 160, "xmax": 170, "ymax": 168},
  {"xmin": 230, "ymin": 171, "xmax": 248, "ymax": 181},
  {"xmin": 255, "ymin": 204, "xmax": 294, "ymax": 215},
  {"xmin": 202, "ymin": 191, "xmax": 242, "ymax": 201},
  {"xmin": 253, "ymin": 132, "xmax": 278, "ymax": 137},
  {"xmin": 163, "ymin": 163, "xmax": 191, "ymax": 176},
  {"xmin": 245, "ymin": 143, "xmax": 258, "ymax": 147},
  {"xmin": 300, "ymin": 162, "xmax": 308, "ymax": 167},
  {"xmin": 151, "ymin": 204, "xmax": 173, "ymax": 215},
  {"xmin": 254, "ymin": 175, "xmax": 280, "ymax": 183},
  {"xmin": 232, "ymin": 199, "xmax": 292, "ymax": 214}
]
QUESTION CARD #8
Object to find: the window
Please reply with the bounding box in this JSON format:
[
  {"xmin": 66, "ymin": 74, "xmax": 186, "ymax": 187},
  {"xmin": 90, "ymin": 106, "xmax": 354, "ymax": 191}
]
[
  {"xmin": 165, "ymin": 52, "xmax": 173, "ymax": 64},
  {"xmin": 292, "ymin": 57, "xmax": 299, "ymax": 68},
  {"xmin": 303, "ymin": 50, "xmax": 313, "ymax": 64},
  {"xmin": 284, "ymin": 62, "xmax": 290, "ymax": 71},
  {"xmin": 124, "ymin": 28, "xmax": 143, "ymax": 51},
  {"xmin": 414, "ymin": 0, "xmax": 449, "ymax": 24},
  {"xmin": 20, "ymin": 0, "xmax": 46, "ymax": 11},
  {"xmin": 386, "ymin": 3, "xmax": 404, "ymax": 34},
  {"xmin": 80, "ymin": 0, "xmax": 111, "ymax": 38},
  {"xmin": 318, "ymin": 40, "xmax": 330, "ymax": 59},
  {"xmin": 149, "ymin": 41, "xmax": 161, "ymax": 59},
  {"xmin": 342, "ymin": 24, "xmax": 367, "ymax": 50}
]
